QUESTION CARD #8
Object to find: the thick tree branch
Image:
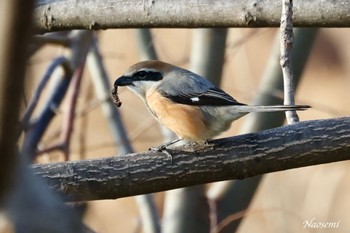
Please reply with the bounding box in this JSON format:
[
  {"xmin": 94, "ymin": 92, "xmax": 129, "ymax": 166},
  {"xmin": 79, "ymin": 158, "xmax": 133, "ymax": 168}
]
[
  {"xmin": 33, "ymin": 117, "xmax": 350, "ymax": 202},
  {"xmin": 34, "ymin": 0, "xmax": 350, "ymax": 32}
]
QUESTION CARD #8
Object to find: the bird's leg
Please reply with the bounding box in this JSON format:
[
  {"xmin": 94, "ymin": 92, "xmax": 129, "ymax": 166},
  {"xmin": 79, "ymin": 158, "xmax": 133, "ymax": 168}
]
[
  {"xmin": 149, "ymin": 138, "xmax": 182, "ymax": 163},
  {"xmin": 149, "ymin": 138, "xmax": 182, "ymax": 152}
]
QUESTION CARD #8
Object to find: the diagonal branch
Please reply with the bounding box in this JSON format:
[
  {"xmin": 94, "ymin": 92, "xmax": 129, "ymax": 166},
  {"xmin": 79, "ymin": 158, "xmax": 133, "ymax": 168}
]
[
  {"xmin": 33, "ymin": 117, "xmax": 350, "ymax": 202},
  {"xmin": 22, "ymin": 31, "xmax": 93, "ymax": 160},
  {"xmin": 19, "ymin": 56, "xmax": 71, "ymax": 140}
]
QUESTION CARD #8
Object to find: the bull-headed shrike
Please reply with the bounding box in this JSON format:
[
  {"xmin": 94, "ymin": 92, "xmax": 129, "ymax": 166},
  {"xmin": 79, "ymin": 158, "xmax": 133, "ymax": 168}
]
[{"xmin": 113, "ymin": 60, "xmax": 309, "ymax": 151}]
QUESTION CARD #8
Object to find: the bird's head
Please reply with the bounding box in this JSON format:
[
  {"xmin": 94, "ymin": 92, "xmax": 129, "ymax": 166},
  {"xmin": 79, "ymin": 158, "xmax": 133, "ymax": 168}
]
[{"xmin": 114, "ymin": 60, "xmax": 173, "ymax": 98}]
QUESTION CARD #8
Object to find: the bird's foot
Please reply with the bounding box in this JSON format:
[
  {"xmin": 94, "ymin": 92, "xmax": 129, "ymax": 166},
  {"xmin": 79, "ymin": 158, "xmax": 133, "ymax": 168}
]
[
  {"xmin": 149, "ymin": 146, "xmax": 173, "ymax": 163},
  {"xmin": 149, "ymin": 138, "xmax": 182, "ymax": 163}
]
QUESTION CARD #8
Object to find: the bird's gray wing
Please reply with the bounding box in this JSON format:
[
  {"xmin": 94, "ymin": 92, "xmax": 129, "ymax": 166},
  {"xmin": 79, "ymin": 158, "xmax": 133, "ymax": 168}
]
[{"xmin": 160, "ymin": 72, "xmax": 245, "ymax": 106}]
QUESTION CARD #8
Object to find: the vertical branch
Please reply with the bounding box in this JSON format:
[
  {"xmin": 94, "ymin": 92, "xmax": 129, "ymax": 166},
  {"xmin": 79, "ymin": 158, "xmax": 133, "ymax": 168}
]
[
  {"xmin": 135, "ymin": 29, "xmax": 176, "ymax": 143},
  {"xmin": 163, "ymin": 28, "xmax": 228, "ymax": 233},
  {"xmin": 190, "ymin": 28, "xmax": 228, "ymax": 86},
  {"xmin": 163, "ymin": 186, "xmax": 210, "ymax": 233},
  {"xmin": 136, "ymin": 29, "xmax": 158, "ymax": 60},
  {"xmin": 133, "ymin": 29, "xmax": 162, "ymax": 233},
  {"xmin": 79, "ymin": 82, "xmax": 93, "ymax": 159},
  {"xmin": 89, "ymin": 33, "xmax": 161, "ymax": 232},
  {"xmin": 0, "ymin": 0, "xmax": 34, "ymax": 200},
  {"xmin": 280, "ymin": 0, "xmax": 299, "ymax": 124},
  {"xmin": 207, "ymin": 28, "xmax": 318, "ymax": 233},
  {"xmin": 0, "ymin": 0, "xmax": 91, "ymax": 231},
  {"xmin": 135, "ymin": 193, "xmax": 161, "ymax": 233},
  {"xmin": 60, "ymin": 63, "xmax": 86, "ymax": 160}
]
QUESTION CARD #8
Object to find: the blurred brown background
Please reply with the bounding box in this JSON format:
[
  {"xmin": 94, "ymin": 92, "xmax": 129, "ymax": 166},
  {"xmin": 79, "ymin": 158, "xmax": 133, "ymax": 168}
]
[{"xmin": 24, "ymin": 28, "xmax": 350, "ymax": 232}]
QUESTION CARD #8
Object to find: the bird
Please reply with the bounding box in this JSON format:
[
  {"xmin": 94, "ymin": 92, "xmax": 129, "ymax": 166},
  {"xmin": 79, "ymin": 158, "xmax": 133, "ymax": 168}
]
[{"xmin": 114, "ymin": 60, "xmax": 309, "ymax": 151}]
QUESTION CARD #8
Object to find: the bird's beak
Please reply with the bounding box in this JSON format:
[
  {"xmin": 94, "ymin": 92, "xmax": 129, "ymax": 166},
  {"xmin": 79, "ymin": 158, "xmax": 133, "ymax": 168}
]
[{"xmin": 114, "ymin": 76, "xmax": 134, "ymax": 86}]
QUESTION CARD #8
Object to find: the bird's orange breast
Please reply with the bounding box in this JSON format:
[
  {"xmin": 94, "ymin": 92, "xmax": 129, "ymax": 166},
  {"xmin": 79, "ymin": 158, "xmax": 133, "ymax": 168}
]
[{"xmin": 146, "ymin": 91, "xmax": 209, "ymax": 142}]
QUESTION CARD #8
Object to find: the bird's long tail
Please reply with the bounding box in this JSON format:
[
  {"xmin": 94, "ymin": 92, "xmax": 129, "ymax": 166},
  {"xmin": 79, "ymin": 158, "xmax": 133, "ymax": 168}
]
[{"xmin": 233, "ymin": 105, "xmax": 310, "ymax": 113}]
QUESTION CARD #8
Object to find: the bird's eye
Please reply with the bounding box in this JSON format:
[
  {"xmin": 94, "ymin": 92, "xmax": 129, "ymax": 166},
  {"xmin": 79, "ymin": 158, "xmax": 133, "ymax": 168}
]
[
  {"xmin": 133, "ymin": 70, "xmax": 163, "ymax": 82},
  {"xmin": 136, "ymin": 71, "xmax": 148, "ymax": 79}
]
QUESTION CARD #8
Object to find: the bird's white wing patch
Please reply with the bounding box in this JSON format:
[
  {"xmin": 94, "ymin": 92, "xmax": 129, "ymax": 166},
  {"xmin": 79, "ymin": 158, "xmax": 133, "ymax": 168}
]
[{"xmin": 190, "ymin": 97, "xmax": 200, "ymax": 102}]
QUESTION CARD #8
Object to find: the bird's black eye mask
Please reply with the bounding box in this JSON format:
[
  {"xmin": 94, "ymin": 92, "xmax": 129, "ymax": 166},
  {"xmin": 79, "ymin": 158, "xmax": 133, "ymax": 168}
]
[{"xmin": 133, "ymin": 70, "xmax": 163, "ymax": 82}]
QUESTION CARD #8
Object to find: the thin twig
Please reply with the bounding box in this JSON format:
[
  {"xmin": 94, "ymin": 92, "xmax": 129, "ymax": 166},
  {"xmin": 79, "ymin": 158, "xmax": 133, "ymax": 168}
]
[
  {"xmin": 79, "ymin": 81, "xmax": 93, "ymax": 159},
  {"xmin": 210, "ymin": 208, "xmax": 303, "ymax": 233},
  {"xmin": 280, "ymin": 0, "xmax": 299, "ymax": 124},
  {"xmin": 60, "ymin": 63, "xmax": 86, "ymax": 160},
  {"xmin": 76, "ymin": 97, "xmax": 106, "ymax": 117},
  {"xmin": 29, "ymin": 32, "xmax": 71, "ymax": 56},
  {"xmin": 32, "ymin": 32, "xmax": 71, "ymax": 47}
]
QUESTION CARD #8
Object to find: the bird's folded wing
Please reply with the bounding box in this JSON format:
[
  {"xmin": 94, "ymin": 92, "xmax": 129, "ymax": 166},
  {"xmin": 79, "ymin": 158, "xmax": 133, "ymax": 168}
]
[{"xmin": 163, "ymin": 87, "xmax": 246, "ymax": 106}]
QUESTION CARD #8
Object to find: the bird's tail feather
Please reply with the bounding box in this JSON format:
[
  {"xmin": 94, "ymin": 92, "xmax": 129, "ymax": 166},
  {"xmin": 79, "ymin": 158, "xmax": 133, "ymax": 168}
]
[{"xmin": 233, "ymin": 105, "xmax": 310, "ymax": 113}]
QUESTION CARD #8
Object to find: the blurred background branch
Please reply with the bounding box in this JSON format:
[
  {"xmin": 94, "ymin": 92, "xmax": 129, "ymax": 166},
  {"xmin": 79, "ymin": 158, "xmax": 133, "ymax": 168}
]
[
  {"xmin": 0, "ymin": 0, "xmax": 92, "ymax": 232},
  {"xmin": 0, "ymin": 0, "xmax": 34, "ymax": 203},
  {"xmin": 161, "ymin": 28, "xmax": 228, "ymax": 233},
  {"xmin": 132, "ymin": 29, "xmax": 162, "ymax": 233},
  {"xmin": 87, "ymin": 36, "xmax": 133, "ymax": 154},
  {"xmin": 21, "ymin": 30, "xmax": 93, "ymax": 160}
]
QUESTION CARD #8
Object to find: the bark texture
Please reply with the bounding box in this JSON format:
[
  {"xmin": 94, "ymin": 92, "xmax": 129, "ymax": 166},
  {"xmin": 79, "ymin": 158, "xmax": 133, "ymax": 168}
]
[
  {"xmin": 33, "ymin": 117, "xmax": 350, "ymax": 201},
  {"xmin": 33, "ymin": 0, "xmax": 350, "ymax": 32}
]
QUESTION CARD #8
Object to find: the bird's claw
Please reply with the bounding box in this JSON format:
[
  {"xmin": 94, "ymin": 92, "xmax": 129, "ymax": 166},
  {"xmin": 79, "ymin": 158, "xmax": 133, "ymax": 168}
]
[
  {"xmin": 149, "ymin": 146, "xmax": 173, "ymax": 163},
  {"xmin": 149, "ymin": 145, "xmax": 166, "ymax": 152}
]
